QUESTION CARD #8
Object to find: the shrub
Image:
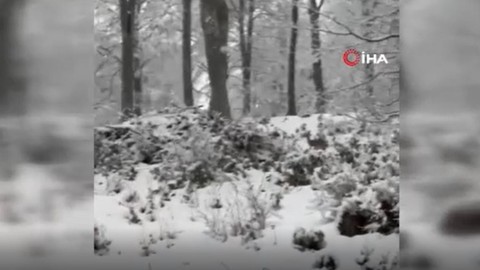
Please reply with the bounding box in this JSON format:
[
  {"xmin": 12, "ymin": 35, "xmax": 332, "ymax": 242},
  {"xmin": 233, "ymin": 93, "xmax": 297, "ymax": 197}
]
[
  {"xmin": 94, "ymin": 224, "xmax": 112, "ymax": 256},
  {"xmin": 292, "ymin": 227, "xmax": 326, "ymax": 252},
  {"xmin": 95, "ymin": 108, "xmax": 399, "ymax": 238},
  {"xmin": 313, "ymin": 254, "xmax": 337, "ymax": 270},
  {"xmin": 336, "ymin": 180, "xmax": 399, "ymax": 237},
  {"xmin": 96, "ymin": 107, "xmax": 290, "ymax": 193},
  {"xmin": 301, "ymin": 118, "xmax": 399, "ymax": 236}
]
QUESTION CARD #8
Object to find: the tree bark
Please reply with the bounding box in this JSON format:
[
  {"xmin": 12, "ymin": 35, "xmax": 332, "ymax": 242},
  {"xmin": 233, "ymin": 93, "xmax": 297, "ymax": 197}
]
[
  {"xmin": 120, "ymin": 0, "xmax": 135, "ymax": 118},
  {"xmin": 239, "ymin": 0, "xmax": 255, "ymax": 116},
  {"xmin": 133, "ymin": 1, "xmax": 142, "ymax": 116},
  {"xmin": 200, "ymin": 0, "xmax": 231, "ymax": 118},
  {"xmin": 133, "ymin": 56, "xmax": 142, "ymax": 115},
  {"xmin": 361, "ymin": 0, "xmax": 375, "ymax": 97},
  {"xmin": 182, "ymin": 0, "xmax": 194, "ymax": 107},
  {"xmin": 308, "ymin": 0, "xmax": 326, "ymax": 113},
  {"xmin": 286, "ymin": 0, "xmax": 299, "ymax": 116}
]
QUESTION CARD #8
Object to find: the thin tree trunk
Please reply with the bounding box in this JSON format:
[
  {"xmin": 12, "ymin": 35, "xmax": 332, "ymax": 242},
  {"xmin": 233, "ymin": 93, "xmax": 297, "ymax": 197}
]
[
  {"xmin": 245, "ymin": 0, "xmax": 254, "ymax": 111},
  {"xmin": 133, "ymin": 2, "xmax": 142, "ymax": 116},
  {"xmin": 182, "ymin": 0, "xmax": 194, "ymax": 107},
  {"xmin": 133, "ymin": 56, "xmax": 142, "ymax": 115},
  {"xmin": 200, "ymin": 0, "xmax": 231, "ymax": 118},
  {"xmin": 276, "ymin": 17, "xmax": 288, "ymax": 115},
  {"xmin": 239, "ymin": 0, "xmax": 255, "ymax": 116},
  {"xmin": 361, "ymin": 0, "xmax": 375, "ymax": 97},
  {"xmin": 308, "ymin": 0, "xmax": 325, "ymax": 113},
  {"xmin": 286, "ymin": 0, "xmax": 299, "ymax": 116},
  {"xmin": 120, "ymin": 0, "xmax": 135, "ymax": 118},
  {"xmin": 238, "ymin": 0, "xmax": 247, "ymax": 113}
]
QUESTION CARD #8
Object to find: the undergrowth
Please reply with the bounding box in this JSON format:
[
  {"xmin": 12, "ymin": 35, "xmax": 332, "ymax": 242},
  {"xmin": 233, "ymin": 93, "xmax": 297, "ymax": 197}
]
[{"xmin": 95, "ymin": 107, "xmax": 399, "ymax": 241}]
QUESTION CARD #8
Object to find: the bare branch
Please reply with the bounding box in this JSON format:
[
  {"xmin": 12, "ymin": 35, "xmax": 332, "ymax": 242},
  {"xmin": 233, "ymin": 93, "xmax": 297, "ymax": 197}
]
[
  {"xmin": 331, "ymin": 71, "xmax": 397, "ymax": 93},
  {"xmin": 380, "ymin": 96, "xmax": 400, "ymax": 107},
  {"xmin": 321, "ymin": 13, "xmax": 399, "ymax": 43}
]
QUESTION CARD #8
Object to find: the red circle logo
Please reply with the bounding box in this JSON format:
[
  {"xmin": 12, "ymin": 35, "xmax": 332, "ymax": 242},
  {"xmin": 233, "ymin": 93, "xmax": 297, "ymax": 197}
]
[{"xmin": 343, "ymin": 49, "xmax": 360, "ymax": 67}]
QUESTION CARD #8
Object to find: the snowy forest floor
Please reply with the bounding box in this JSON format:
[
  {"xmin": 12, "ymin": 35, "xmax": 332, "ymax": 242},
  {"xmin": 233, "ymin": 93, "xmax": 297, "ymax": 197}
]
[{"xmin": 94, "ymin": 110, "xmax": 399, "ymax": 270}]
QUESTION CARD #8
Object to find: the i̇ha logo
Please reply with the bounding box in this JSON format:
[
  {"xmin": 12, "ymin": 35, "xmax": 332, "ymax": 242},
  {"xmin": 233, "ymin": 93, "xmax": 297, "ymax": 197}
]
[{"xmin": 342, "ymin": 49, "xmax": 388, "ymax": 67}]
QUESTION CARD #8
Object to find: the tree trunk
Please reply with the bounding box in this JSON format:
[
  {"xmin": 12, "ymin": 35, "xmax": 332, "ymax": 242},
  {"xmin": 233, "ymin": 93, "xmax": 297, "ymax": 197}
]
[
  {"xmin": 120, "ymin": 0, "xmax": 135, "ymax": 118},
  {"xmin": 182, "ymin": 0, "xmax": 194, "ymax": 107},
  {"xmin": 133, "ymin": 56, "xmax": 142, "ymax": 115},
  {"xmin": 133, "ymin": 1, "xmax": 142, "ymax": 116},
  {"xmin": 239, "ymin": 0, "xmax": 255, "ymax": 116},
  {"xmin": 286, "ymin": 0, "xmax": 299, "ymax": 116},
  {"xmin": 308, "ymin": 0, "xmax": 325, "ymax": 113},
  {"xmin": 200, "ymin": 0, "xmax": 231, "ymax": 118},
  {"xmin": 361, "ymin": 0, "xmax": 375, "ymax": 97}
]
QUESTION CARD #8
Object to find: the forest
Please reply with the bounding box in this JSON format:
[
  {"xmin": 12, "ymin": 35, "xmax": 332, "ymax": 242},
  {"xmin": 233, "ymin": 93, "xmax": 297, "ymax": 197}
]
[
  {"xmin": 94, "ymin": 0, "xmax": 399, "ymax": 122},
  {"xmin": 94, "ymin": 1, "xmax": 400, "ymax": 269},
  {"xmin": 0, "ymin": 0, "xmax": 478, "ymax": 269}
]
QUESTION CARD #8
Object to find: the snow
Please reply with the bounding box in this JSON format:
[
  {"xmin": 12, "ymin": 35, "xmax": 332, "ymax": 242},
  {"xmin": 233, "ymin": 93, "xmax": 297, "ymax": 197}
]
[
  {"xmin": 94, "ymin": 114, "xmax": 399, "ymax": 269},
  {"xmin": 268, "ymin": 114, "xmax": 354, "ymax": 136}
]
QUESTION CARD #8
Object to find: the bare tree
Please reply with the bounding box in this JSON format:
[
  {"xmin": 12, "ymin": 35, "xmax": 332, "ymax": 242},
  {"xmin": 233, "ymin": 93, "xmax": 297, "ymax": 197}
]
[
  {"xmin": 200, "ymin": 0, "xmax": 231, "ymax": 118},
  {"xmin": 119, "ymin": 0, "xmax": 136, "ymax": 117},
  {"xmin": 238, "ymin": 0, "xmax": 255, "ymax": 115},
  {"xmin": 308, "ymin": 0, "xmax": 326, "ymax": 113},
  {"xmin": 183, "ymin": 0, "xmax": 194, "ymax": 107},
  {"xmin": 286, "ymin": 0, "xmax": 299, "ymax": 116}
]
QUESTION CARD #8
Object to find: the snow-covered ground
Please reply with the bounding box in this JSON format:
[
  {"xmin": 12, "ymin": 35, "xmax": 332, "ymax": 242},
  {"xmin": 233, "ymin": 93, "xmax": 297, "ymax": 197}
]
[{"xmin": 94, "ymin": 114, "xmax": 399, "ymax": 270}]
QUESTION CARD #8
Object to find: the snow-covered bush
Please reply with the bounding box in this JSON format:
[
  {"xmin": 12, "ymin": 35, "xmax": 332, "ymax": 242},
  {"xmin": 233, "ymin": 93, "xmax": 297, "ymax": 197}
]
[
  {"xmin": 94, "ymin": 223, "xmax": 112, "ymax": 256},
  {"xmin": 336, "ymin": 179, "xmax": 399, "ymax": 237},
  {"xmin": 355, "ymin": 246, "xmax": 399, "ymax": 270},
  {"xmin": 292, "ymin": 117, "xmax": 400, "ymax": 237},
  {"xmin": 313, "ymin": 254, "xmax": 337, "ymax": 269},
  {"xmin": 140, "ymin": 234, "xmax": 157, "ymax": 256},
  {"xmin": 197, "ymin": 208, "xmax": 229, "ymax": 242},
  {"xmin": 95, "ymin": 108, "xmax": 399, "ymax": 241},
  {"xmin": 280, "ymin": 149, "xmax": 323, "ymax": 186},
  {"xmin": 126, "ymin": 206, "xmax": 142, "ymax": 224},
  {"xmin": 197, "ymin": 181, "xmax": 276, "ymax": 246},
  {"xmin": 292, "ymin": 227, "xmax": 326, "ymax": 252},
  {"xmin": 96, "ymin": 108, "xmax": 289, "ymax": 190},
  {"xmin": 94, "ymin": 125, "xmax": 138, "ymax": 181}
]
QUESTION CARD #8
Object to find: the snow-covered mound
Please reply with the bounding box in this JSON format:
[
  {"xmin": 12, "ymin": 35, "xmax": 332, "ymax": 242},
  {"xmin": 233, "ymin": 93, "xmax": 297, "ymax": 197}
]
[{"xmin": 94, "ymin": 109, "xmax": 399, "ymax": 270}]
